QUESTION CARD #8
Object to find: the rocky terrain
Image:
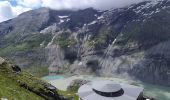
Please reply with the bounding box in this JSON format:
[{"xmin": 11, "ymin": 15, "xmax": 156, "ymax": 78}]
[{"xmin": 0, "ymin": 0, "xmax": 170, "ymax": 87}]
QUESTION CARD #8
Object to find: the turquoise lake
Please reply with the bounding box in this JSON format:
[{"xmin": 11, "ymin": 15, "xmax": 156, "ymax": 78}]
[{"xmin": 42, "ymin": 75, "xmax": 64, "ymax": 81}]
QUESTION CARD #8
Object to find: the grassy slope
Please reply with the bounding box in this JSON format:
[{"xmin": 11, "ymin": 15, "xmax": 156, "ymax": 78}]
[
  {"xmin": 0, "ymin": 74, "xmax": 43, "ymax": 100},
  {"xmin": 0, "ymin": 61, "xmax": 44, "ymax": 100},
  {"xmin": 58, "ymin": 90, "xmax": 79, "ymax": 100},
  {"xmin": 0, "ymin": 58, "xmax": 79, "ymax": 100}
]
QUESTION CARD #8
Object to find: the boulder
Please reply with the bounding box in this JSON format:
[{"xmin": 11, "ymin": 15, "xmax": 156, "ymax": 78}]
[
  {"xmin": 44, "ymin": 84, "xmax": 57, "ymax": 91},
  {"xmin": 0, "ymin": 57, "xmax": 5, "ymax": 65},
  {"xmin": 11, "ymin": 65, "xmax": 21, "ymax": 73}
]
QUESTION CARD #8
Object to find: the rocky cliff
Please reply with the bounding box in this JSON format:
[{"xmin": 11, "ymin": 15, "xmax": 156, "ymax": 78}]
[{"xmin": 0, "ymin": 0, "xmax": 170, "ymax": 86}]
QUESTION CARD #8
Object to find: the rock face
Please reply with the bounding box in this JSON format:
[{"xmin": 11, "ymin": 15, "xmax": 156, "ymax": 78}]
[
  {"xmin": 0, "ymin": 57, "xmax": 5, "ymax": 64},
  {"xmin": 0, "ymin": 0, "xmax": 170, "ymax": 86}
]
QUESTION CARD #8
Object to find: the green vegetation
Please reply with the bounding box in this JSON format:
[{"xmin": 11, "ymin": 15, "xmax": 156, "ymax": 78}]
[
  {"xmin": 115, "ymin": 22, "xmax": 141, "ymax": 46},
  {"xmin": 0, "ymin": 61, "xmax": 44, "ymax": 100},
  {"xmin": 58, "ymin": 90, "xmax": 79, "ymax": 100},
  {"xmin": 57, "ymin": 38, "xmax": 77, "ymax": 48},
  {"xmin": 0, "ymin": 59, "xmax": 64, "ymax": 100},
  {"xmin": 0, "ymin": 33, "xmax": 52, "ymax": 55},
  {"xmin": 67, "ymin": 86, "xmax": 79, "ymax": 93},
  {"xmin": 0, "ymin": 43, "xmax": 31, "ymax": 56},
  {"xmin": 0, "ymin": 33, "xmax": 53, "ymax": 77},
  {"xmin": 54, "ymin": 32, "xmax": 77, "ymax": 48},
  {"xmin": 21, "ymin": 34, "xmax": 53, "ymax": 49},
  {"xmin": 88, "ymin": 26, "xmax": 115, "ymax": 48}
]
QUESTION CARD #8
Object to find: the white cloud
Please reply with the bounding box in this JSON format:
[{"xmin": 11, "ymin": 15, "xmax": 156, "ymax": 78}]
[
  {"xmin": 12, "ymin": 6, "xmax": 31, "ymax": 16},
  {"xmin": 17, "ymin": 0, "xmax": 42, "ymax": 8},
  {"xmin": 41, "ymin": 0, "xmax": 146, "ymax": 10},
  {"xmin": 0, "ymin": 1, "xmax": 13, "ymax": 22},
  {"xmin": 0, "ymin": 0, "xmax": 152, "ymax": 22},
  {"xmin": 14, "ymin": 0, "xmax": 147, "ymax": 10},
  {"xmin": 0, "ymin": 1, "xmax": 31, "ymax": 22}
]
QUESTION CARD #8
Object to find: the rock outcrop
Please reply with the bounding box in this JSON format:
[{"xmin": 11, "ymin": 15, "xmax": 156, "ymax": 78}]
[{"xmin": 67, "ymin": 79, "xmax": 90, "ymax": 92}]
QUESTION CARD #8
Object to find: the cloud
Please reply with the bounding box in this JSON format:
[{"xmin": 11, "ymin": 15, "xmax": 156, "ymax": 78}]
[
  {"xmin": 0, "ymin": 1, "xmax": 13, "ymax": 22},
  {"xmin": 13, "ymin": 0, "xmax": 147, "ymax": 10},
  {"xmin": 0, "ymin": 1, "xmax": 31, "ymax": 22},
  {"xmin": 0, "ymin": 0, "xmax": 151, "ymax": 22},
  {"xmin": 17, "ymin": 0, "xmax": 42, "ymax": 8},
  {"xmin": 41, "ymin": 0, "xmax": 146, "ymax": 10},
  {"xmin": 12, "ymin": 5, "xmax": 31, "ymax": 16}
]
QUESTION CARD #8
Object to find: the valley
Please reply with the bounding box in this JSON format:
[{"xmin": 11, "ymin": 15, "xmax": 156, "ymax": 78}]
[{"xmin": 0, "ymin": 0, "xmax": 170, "ymax": 100}]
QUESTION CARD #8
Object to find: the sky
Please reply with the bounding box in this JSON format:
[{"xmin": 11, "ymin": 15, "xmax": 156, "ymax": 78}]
[{"xmin": 0, "ymin": 0, "xmax": 152, "ymax": 22}]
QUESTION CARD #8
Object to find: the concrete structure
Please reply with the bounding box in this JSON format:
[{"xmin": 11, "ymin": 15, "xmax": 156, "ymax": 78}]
[{"xmin": 78, "ymin": 81, "xmax": 144, "ymax": 100}]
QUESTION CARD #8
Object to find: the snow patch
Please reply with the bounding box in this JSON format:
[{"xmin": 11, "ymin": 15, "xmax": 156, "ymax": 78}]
[
  {"xmin": 66, "ymin": 18, "xmax": 70, "ymax": 21},
  {"xmin": 88, "ymin": 21, "xmax": 97, "ymax": 25},
  {"xmin": 58, "ymin": 16, "xmax": 69, "ymax": 19},
  {"xmin": 40, "ymin": 41, "xmax": 45, "ymax": 46},
  {"xmin": 112, "ymin": 39, "xmax": 117, "ymax": 45},
  {"xmin": 97, "ymin": 16, "xmax": 104, "ymax": 20},
  {"xmin": 78, "ymin": 62, "xmax": 83, "ymax": 66},
  {"xmin": 59, "ymin": 19, "xmax": 64, "ymax": 24}
]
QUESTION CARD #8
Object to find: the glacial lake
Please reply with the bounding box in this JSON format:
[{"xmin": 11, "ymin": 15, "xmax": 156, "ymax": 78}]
[
  {"xmin": 42, "ymin": 75, "xmax": 170, "ymax": 100},
  {"xmin": 142, "ymin": 82, "xmax": 170, "ymax": 100},
  {"xmin": 42, "ymin": 75, "xmax": 64, "ymax": 81}
]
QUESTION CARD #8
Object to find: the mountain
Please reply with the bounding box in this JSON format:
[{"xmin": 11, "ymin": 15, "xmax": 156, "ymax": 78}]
[{"xmin": 0, "ymin": 0, "xmax": 170, "ymax": 87}]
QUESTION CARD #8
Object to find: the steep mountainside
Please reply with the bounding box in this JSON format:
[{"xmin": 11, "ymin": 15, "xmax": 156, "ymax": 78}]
[
  {"xmin": 0, "ymin": 0, "xmax": 170, "ymax": 86},
  {"xmin": 0, "ymin": 57, "xmax": 69, "ymax": 100}
]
